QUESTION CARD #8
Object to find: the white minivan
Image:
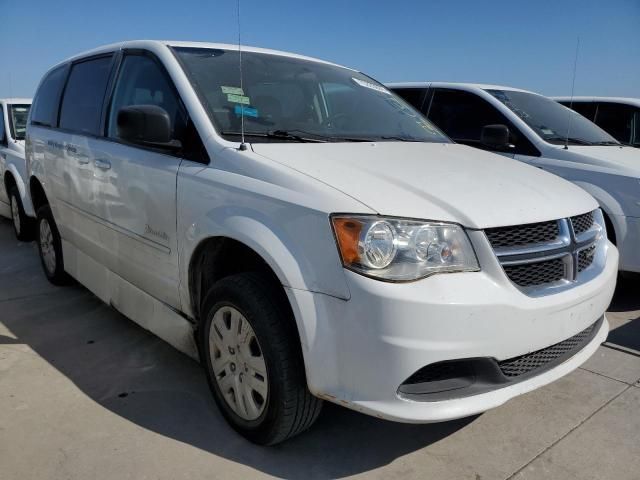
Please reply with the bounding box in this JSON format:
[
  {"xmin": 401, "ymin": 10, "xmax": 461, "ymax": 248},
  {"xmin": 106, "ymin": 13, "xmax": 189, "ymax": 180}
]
[
  {"xmin": 389, "ymin": 83, "xmax": 640, "ymax": 274},
  {"xmin": 27, "ymin": 42, "xmax": 617, "ymax": 444},
  {"xmin": 0, "ymin": 98, "xmax": 34, "ymax": 240},
  {"xmin": 553, "ymin": 97, "xmax": 640, "ymax": 148}
]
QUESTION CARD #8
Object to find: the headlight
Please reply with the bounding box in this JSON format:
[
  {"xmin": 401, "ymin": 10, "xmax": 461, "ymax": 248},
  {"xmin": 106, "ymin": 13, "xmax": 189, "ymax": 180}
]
[{"xmin": 331, "ymin": 215, "xmax": 479, "ymax": 281}]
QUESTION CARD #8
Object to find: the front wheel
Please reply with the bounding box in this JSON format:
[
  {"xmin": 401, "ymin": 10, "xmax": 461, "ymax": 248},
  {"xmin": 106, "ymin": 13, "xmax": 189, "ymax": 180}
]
[
  {"xmin": 9, "ymin": 186, "xmax": 34, "ymax": 241},
  {"xmin": 36, "ymin": 205, "xmax": 71, "ymax": 285},
  {"xmin": 199, "ymin": 273, "xmax": 322, "ymax": 445}
]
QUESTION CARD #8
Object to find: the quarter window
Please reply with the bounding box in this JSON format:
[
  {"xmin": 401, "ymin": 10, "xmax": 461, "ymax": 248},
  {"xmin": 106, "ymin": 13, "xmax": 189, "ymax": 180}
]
[
  {"xmin": 59, "ymin": 56, "xmax": 113, "ymax": 135},
  {"xmin": 31, "ymin": 66, "xmax": 67, "ymax": 127}
]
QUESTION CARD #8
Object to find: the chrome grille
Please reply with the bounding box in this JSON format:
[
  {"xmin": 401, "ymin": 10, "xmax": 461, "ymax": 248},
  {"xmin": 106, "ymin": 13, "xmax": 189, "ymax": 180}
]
[
  {"xmin": 503, "ymin": 258, "xmax": 565, "ymax": 287},
  {"xmin": 486, "ymin": 210, "xmax": 603, "ymax": 294},
  {"xmin": 571, "ymin": 211, "xmax": 594, "ymax": 235},
  {"xmin": 578, "ymin": 245, "xmax": 596, "ymax": 272},
  {"xmin": 485, "ymin": 221, "xmax": 558, "ymax": 248}
]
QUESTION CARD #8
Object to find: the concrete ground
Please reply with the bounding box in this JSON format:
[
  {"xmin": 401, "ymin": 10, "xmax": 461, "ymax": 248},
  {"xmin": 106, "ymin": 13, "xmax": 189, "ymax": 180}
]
[{"xmin": 0, "ymin": 218, "xmax": 638, "ymax": 480}]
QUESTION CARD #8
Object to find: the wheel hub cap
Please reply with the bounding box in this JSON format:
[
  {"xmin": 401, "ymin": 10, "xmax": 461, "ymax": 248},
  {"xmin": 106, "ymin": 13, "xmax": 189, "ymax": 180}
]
[{"xmin": 209, "ymin": 306, "xmax": 268, "ymax": 421}]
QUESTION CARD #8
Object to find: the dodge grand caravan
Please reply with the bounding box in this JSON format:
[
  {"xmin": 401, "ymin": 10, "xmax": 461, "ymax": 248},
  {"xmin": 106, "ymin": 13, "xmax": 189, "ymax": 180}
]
[
  {"xmin": 0, "ymin": 98, "xmax": 34, "ymax": 240},
  {"xmin": 390, "ymin": 82, "xmax": 640, "ymax": 274},
  {"xmin": 27, "ymin": 41, "xmax": 617, "ymax": 444}
]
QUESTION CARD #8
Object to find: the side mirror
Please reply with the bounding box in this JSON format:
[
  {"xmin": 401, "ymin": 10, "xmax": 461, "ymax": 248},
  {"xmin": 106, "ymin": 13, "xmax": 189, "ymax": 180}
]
[
  {"xmin": 481, "ymin": 124, "xmax": 512, "ymax": 150},
  {"xmin": 117, "ymin": 105, "xmax": 181, "ymax": 150}
]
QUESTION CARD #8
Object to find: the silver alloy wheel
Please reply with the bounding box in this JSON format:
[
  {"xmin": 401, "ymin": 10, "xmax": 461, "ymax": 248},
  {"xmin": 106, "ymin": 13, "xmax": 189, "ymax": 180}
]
[
  {"xmin": 10, "ymin": 194, "xmax": 20, "ymax": 235},
  {"xmin": 39, "ymin": 219, "xmax": 56, "ymax": 275},
  {"xmin": 209, "ymin": 306, "xmax": 268, "ymax": 421}
]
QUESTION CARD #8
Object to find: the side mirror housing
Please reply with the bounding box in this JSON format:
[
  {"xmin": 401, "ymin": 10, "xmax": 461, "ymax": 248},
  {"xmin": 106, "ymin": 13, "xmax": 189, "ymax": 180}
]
[
  {"xmin": 117, "ymin": 105, "xmax": 181, "ymax": 150},
  {"xmin": 481, "ymin": 124, "xmax": 513, "ymax": 150}
]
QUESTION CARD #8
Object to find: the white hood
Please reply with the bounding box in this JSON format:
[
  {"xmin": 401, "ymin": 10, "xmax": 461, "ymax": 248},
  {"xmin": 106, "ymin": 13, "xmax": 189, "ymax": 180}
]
[{"xmin": 252, "ymin": 142, "xmax": 598, "ymax": 229}]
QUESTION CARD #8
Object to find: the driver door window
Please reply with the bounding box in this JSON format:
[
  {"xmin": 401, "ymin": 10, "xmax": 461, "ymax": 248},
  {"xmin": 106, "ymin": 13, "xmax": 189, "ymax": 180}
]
[
  {"xmin": 108, "ymin": 54, "xmax": 186, "ymax": 141},
  {"xmin": 594, "ymin": 102, "xmax": 635, "ymax": 145},
  {"xmin": 0, "ymin": 106, "xmax": 6, "ymax": 146}
]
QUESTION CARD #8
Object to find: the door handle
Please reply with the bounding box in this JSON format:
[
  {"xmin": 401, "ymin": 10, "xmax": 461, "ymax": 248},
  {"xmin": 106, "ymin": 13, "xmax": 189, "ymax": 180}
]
[{"xmin": 95, "ymin": 159, "xmax": 111, "ymax": 170}]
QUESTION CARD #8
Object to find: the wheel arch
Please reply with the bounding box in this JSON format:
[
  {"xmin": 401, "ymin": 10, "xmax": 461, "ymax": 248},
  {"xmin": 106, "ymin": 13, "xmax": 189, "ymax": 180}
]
[{"xmin": 29, "ymin": 176, "xmax": 49, "ymax": 213}]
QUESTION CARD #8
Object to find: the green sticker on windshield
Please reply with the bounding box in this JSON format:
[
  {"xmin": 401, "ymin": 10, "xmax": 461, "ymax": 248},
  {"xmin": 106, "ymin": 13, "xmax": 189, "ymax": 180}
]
[
  {"xmin": 221, "ymin": 86, "xmax": 244, "ymax": 95},
  {"xmin": 227, "ymin": 93, "xmax": 251, "ymax": 105}
]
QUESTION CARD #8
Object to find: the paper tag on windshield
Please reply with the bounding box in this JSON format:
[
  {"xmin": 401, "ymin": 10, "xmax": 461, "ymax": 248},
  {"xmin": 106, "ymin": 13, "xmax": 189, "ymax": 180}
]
[
  {"xmin": 227, "ymin": 93, "xmax": 251, "ymax": 105},
  {"xmin": 541, "ymin": 128, "xmax": 555, "ymax": 136},
  {"xmin": 221, "ymin": 86, "xmax": 244, "ymax": 95},
  {"xmin": 352, "ymin": 77, "xmax": 391, "ymax": 94}
]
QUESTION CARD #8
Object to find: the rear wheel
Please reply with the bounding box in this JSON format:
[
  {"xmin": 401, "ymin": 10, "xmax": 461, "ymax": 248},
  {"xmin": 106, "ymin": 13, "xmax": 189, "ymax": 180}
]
[
  {"xmin": 199, "ymin": 272, "xmax": 322, "ymax": 445},
  {"xmin": 9, "ymin": 186, "xmax": 34, "ymax": 241},
  {"xmin": 36, "ymin": 205, "xmax": 71, "ymax": 285}
]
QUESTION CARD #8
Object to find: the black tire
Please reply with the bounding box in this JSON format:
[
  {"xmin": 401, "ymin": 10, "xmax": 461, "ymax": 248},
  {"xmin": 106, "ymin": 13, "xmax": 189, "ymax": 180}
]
[
  {"xmin": 36, "ymin": 205, "xmax": 71, "ymax": 285},
  {"xmin": 199, "ymin": 272, "xmax": 322, "ymax": 445},
  {"xmin": 9, "ymin": 186, "xmax": 35, "ymax": 241}
]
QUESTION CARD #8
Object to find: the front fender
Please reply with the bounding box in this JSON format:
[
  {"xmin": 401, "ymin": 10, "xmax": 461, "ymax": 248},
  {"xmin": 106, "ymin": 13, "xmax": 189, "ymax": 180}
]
[{"xmin": 572, "ymin": 180, "xmax": 625, "ymax": 242}]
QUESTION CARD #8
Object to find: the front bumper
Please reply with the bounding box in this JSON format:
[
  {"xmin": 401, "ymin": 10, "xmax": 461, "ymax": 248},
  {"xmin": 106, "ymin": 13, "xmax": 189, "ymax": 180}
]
[{"xmin": 287, "ymin": 238, "xmax": 618, "ymax": 423}]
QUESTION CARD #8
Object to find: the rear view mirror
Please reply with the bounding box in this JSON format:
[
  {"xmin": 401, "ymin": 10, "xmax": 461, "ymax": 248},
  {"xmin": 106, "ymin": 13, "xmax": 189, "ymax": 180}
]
[
  {"xmin": 481, "ymin": 124, "xmax": 513, "ymax": 150},
  {"xmin": 117, "ymin": 105, "xmax": 181, "ymax": 150}
]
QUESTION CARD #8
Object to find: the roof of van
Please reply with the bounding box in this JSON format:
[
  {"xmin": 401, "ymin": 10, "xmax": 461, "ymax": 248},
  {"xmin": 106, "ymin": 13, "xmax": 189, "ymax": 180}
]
[
  {"xmin": 0, "ymin": 98, "xmax": 32, "ymax": 105},
  {"xmin": 386, "ymin": 82, "xmax": 536, "ymax": 94},
  {"xmin": 49, "ymin": 40, "xmax": 351, "ymax": 71},
  {"xmin": 552, "ymin": 96, "xmax": 640, "ymax": 107}
]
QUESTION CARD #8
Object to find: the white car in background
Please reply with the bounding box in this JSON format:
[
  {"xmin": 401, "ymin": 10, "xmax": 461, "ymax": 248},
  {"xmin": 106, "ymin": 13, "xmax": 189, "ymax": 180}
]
[
  {"xmin": 389, "ymin": 82, "xmax": 640, "ymax": 274},
  {"xmin": 26, "ymin": 42, "xmax": 616, "ymax": 444},
  {"xmin": 0, "ymin": 98, "xmax": 34, "ymax": 240},
  {"xmin": 553, "ymin": 97, "xmax": 640, "ymax": 148}
]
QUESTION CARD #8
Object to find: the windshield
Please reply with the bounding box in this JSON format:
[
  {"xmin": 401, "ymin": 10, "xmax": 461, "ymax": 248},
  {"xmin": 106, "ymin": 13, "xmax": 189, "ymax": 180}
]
[
  {"xmin": 9, "ymin": 104, "xmax": 30, "ymax": 141},
  {"xmin": 173, "ymin": 47, "xmax": 449, "ymax": 143},
  {"xmin": 486, "ymin": 90, "xmax": 619, "ymax": 146}
]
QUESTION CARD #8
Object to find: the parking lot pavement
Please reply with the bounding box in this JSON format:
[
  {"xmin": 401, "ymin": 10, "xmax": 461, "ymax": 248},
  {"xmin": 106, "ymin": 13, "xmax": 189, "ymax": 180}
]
[{"xmin": 1, "ymin": 219, "xmax": 639, "ymax": 480}]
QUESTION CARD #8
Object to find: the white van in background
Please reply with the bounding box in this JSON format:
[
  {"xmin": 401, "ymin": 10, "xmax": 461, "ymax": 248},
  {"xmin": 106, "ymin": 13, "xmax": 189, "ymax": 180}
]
[
  {"xmin": 0, "ymin": 98, "xmax": 34, "ymax": 240},
  {"xmin": 26, "ymin": 42, "xmax": 616, "ymax": 444},
  {"xmin": 389, "ymin": 82, "xmax": 640, "ymax": 274},
  {"xmin": 553, "ymin": 97, "xmax": 640, "ymax": 148}
]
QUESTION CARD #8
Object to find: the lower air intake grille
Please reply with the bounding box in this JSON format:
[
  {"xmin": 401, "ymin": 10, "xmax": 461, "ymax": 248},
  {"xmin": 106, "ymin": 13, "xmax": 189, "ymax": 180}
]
[
  {"xmin": 498, "ymin": 321, "xmax": 599, "ymax": 378},
  {"xmin": 503, "ymin": 257, "xmax": 565, "ymax": 287}
]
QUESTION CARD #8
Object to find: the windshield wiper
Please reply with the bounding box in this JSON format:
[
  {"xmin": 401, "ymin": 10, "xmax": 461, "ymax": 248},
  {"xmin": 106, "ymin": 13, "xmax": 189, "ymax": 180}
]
[
  {"xmin": 220, "ymin": 130, "xmax": 327, "ymax": 143},
  {"xmin": 377, "ymin": 135, "xmax": 422, "ymax": 142},
  {"xmin": 590, "ymin": 141, "xmax": 622, "ymax": 146},
  {"xmin": 545, "ymin": 136, "xmax": 594, "ymax": 145}
]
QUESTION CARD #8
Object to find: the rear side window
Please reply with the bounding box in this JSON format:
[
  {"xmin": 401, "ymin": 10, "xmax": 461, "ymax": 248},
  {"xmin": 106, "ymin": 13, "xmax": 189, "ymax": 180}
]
[
  {"xmin": 31, "ymin": 66, "xmax": 67, "ymax": 127},
  {"xmin": 594, "ymin": 102, "xmax": 635, "ymax": 144},
  {"xmin": 59, "ymin": 56, "xmax": 113, "ymax": 135}
]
